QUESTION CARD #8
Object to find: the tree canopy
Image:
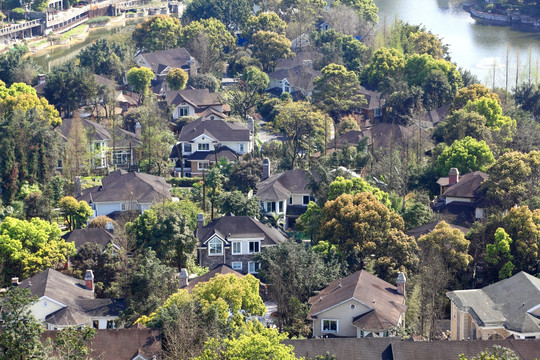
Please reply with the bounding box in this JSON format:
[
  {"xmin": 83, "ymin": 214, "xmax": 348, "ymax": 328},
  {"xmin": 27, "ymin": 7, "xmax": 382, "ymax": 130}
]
[
  {"xmin": 132, "ymin": 15, "xmax": 182, "ymax": 51},
  {"xmin": 434, "ymin": 136, "xmax": 495, "ymax": 176}
]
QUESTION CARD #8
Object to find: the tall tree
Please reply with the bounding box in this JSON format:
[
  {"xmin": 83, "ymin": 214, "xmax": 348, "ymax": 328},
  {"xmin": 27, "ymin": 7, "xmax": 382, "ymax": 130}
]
[
  {"xmin": 434, "ymin": 136, "xmax": 495, "ymax": 176},
  {"xmin": 251, "ymin": 31, "xmax": 293, "ymax": 72},
  {"xmin": 486, "ymin": 228, "xmax": 515, "ymax": 280},
  {"xmin": 183, "ymin": 0, "xmax": 251, "ymax": 32},
  {"xmin": 132, "ymin": 15, "xmax": 182, "ymax": 51},
  {"xmin": 243, "ymin": 12, "xmax": 287, "ymax": 43},
  {"xmin": 219, "ymin": 191, "xmax": 260, "ymax": 217},
  {"xmin": 166, "ymin": 68, "xmax": 189, "ymax": 91},
  {"xmin": 58, "ymin": 196, "xmax": 93, "ymax": 231},
  {"xmin": 222, "ymin": 66, "xmax": 269, "ymax": 119},
  {"xmin": 63, "ymin": 115, "xmax": 89, "ymax": 183},
  {"xmin": 126, "ymin": 67, "xmax": 154, "ymax": 105},
  {"xmin": 78, "ymin": 38, "xmax": 130, "ymax": 80},
  {"xmin": 362, "ymin": 47, "xmax": 405, "ymax": 89}
]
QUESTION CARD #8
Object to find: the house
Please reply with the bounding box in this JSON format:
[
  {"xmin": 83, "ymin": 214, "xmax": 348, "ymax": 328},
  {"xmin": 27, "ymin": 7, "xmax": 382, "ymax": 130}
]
[
  {"xmin": 77, "ymin": 170, "xmax": 170, "ymax": 218},
  {"xmin": 170, "ymin": 117, "xmax": 253, "ymax": 177},
  {"xmin": 357, "ymin": 86, "xmax": 385, "ymax": 121},
  {"xmin": 57, "ymin": 117, "xmax": 142, "ymax": 170},
  {"xmin": 180, "ymin": 264, "xmax": 244, "ymax": 292},
  {"xmin": 434, "ymin": 168, "xmax": 489, "ymax": 220},
  {"xmin": 274, "ymin": 51, "xmax": 323, "ymax": 71},
  {"xmin": 447, "ymin": 271, "xmax": 540, "ymax": 340},
  {"xmin": 256, "ymin": 159, "xmax": 316, "ymax": 229},
  {"xmin": 406, "ymin": 221, "xmax": 469, "ymax": 239},
  {"xmin": 63, "ymin": 227, "xmax": 117, "ymax": 251},
  {"xmin": 195, "ymin": 214, "xmax": 287, "ymax": 274},
  {"xmin": 16, "ymin": 269, "xmax": 124, "ymax": 330},
  {"xmin": 308, "ymin": 270, "xmax": 407, "ymax": 338},
  {"xmin": 267, "ymin": 63, "xmax": 322, "ymax": 98},
  {"xmin": 164, "ymin": 88, "xmax": 230, "ymax": 120}
]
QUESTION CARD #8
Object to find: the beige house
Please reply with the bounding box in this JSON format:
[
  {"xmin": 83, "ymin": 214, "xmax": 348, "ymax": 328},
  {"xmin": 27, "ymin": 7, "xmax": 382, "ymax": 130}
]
[
  {"xmin": 308, "ymin": 270, "xmax": 407, "ymax": 338},
  {"xmin": 447, "ymin": 271, "xmax": 540, "ymax": 340}
]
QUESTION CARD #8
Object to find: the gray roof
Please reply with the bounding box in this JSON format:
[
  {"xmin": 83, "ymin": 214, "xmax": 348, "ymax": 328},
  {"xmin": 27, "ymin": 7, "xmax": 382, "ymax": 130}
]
[
  {"xmin": 256, "ymin": 169, "xmax": 313, "ymax": 201},
  {"xmin": 63, "ymin": 228, "xmax": 115, "ymax": 249},
  {"xmin": 139, "ymin": 47, "xmax": 192, "ymax": 74},
  {"xmin": 197, "ymin": 216, "xmax": 287, "ymax": 246},
  {"xmin": 284, "ymin": 338, "xmax": 398, "ymax": 360},
  {"xmin": 443, "ymin": 171, "xmax": 488, "ymax": 199},
  {"xmin": 45, "ymin": 306, "xmax": 90, "ymax": 326},
  {"xmin": 165, "ymin": 88, "xmax": 223, "ymax": 108},
  {"xmin": 275, "ymin": 51, "xmax": 323, "ymax": 70},
  {"xmin": 77, "ymin": 170, "xmax": 170, "ymax": 204},
  {"xmin": 76, "ymin": 298, "xmax": 125, "ymax": 317},
  {"xmin": 359, "ymin": 86, "xmax": 385, "ymax": 110},
  {"xmin": 447, "ymin": 272, "xmax": 540, "ymax": 333},
  {"xmin": 268, "ymin": 64, "xmax": 322, "ymax": 94},
  {"xmin": 406, "ymin": 221, "xmax": 469, "ymax": 239},
  {"xmin": 185, "ymin": 147, "xmax": 238, "ymax": 162},
  {"xmin": 178, "ymin": 117, "xmax": 250, "ymax": 142},
  {"xmin": 185, "ymin": 264, "xmax": 244, "ymax": 292}
]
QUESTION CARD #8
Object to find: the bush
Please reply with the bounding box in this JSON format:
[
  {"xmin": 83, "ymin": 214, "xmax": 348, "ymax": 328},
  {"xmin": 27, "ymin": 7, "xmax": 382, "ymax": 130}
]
[
  {"xmin": 86, "ymin": 16, "xmax": 111, "ymax": 25},
  {"xmin": 167, "ymin": 177, "xmax": 203, "ymax": 187},
  {"xmin": 11, "ymin": 8, "xmax": 25, "ymax": 20}
]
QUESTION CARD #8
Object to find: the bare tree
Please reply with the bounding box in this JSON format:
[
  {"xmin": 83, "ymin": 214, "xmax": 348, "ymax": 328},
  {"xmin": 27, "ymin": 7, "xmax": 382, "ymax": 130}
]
[{"xmin": 322, "ymin": 5, "xmax": 362, "ymax": 36}]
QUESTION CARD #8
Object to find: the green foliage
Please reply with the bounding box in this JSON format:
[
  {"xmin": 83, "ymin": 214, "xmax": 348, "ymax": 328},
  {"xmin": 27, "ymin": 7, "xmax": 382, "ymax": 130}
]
[
  {"xmin": 78, "ymin": 38, "xmax": 130, "ymax": 80},
  {"xmin": 250, "ymin": 31, "xmax": 293, "ymax": 72},
  {"xmin": 222, "ymin": 66, "xmax": 269, "ymax": 119},
  {"xmin": 486, "ymin": 228, "xmax": 515, "ymax": 280},
  {"xmin": 327, "ymin": 176, "xmax": 392, "ymax": 208},
  {"xmin": 243, "ymin": 12, "xmax": 286, "ymax": 43},
  {"xmin": 434, "ymin": 136, "xmax": 494, "ymax": 176},
  {"xmin": 362, "ymin": 47, "xmax": 405, "ymax": 89},
  {"xmin": 49, "ymin": 327, "xmax": 96, "ymax": 360},
  {"xmin": 400, "ymin": 201, "xmax": 433, "ymax": 230},
  {"xmin": 219, "ymin": 191, "xmax": 260, "ymax": 217},
  {"xmin": 127, "ymin": 67, "xmax": 154, "ymax": 97},
  {"xmin": 166, "ymin": 68, "xmax": 189, "ymax": 91},
  {"xmin": 132, "ymin": 15, "xmax": 182, "ymax": 51},
  {"xmin": 183, "ymin": 0, "xmax": 251, "ymax": 32},
  {"xmin": 334, "ymin": 0, "xmax": 379, "ymax": 24},
  {"xmin": 458, "ymin": 345, "xmax": 520, "ymax": 360},
  {"xmin": 311, "ymin": 29, "xmax": 368, "ymax": 72},
  {"xmin": 167, "ymin": 176, "xmax": 203, "ymax": 188},
  {"xmin": 226, "ymin": 159, "xmax": 263, "ymax": 193},
  {"xmin": 465, "ymin": 97, "xmax": 516, "ymax": 143},
  {"xmin": 0, "ymin": 45, "xmax": 32, "ymax": 86},
  {"xmin": 58, "ymin": 196, "xmax": 93, "ymax": 231},
  {"xmin": 187, "ymin": 73, "xmax": 221, "ymax": 92}
]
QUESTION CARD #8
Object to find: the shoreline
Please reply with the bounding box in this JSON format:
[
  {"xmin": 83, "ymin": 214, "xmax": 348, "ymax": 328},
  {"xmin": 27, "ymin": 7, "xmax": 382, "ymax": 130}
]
[{"xmin": 463, "ymin": 3, "xmax": 540, "ymax": 32}]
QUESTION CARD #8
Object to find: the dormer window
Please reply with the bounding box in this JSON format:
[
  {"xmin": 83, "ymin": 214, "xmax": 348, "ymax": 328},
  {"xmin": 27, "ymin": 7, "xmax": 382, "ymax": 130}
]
[
  {"xmin": 208, "ymin": 238, "xmax": 223, "ymax": 255},
  {"xmin": 178, "ymin": 107, "xmax": 189, "ymax": 117},
  {"xmin": 198, "ymin": 143, "xmax": 210, "ymax": 151}
]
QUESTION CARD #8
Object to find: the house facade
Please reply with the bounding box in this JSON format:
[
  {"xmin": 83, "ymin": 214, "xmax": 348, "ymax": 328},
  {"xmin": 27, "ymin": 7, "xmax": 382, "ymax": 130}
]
[
  {"xmin": 308, "ymin": 271, "xmax": 407, "ymax": 338},
  {"xmin": 165, "ymin": 89, "xmax": 229, "ymax": 120},
  {"xmin": 267, "ymin": 64, "xmax": 322, "ymax": 98},
  {"xmin": 447, "ymin": 271, "xmax": 540, "ymax": 340},
  {"xmin": 196, "ymin": 215, "xmax": 286, "ymax": 274},
  {"xmin": 356, "ymin": 86, "xmax": 385, "ymax": 120},
  {"xmin": 171, "ymin": 116, "xmax": 253, "ymax": 177}
]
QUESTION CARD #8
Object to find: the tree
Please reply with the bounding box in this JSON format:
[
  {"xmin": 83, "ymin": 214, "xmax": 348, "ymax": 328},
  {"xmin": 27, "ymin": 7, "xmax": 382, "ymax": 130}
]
[
  {"xmin": 334, "ymin": 0, "xmax": 379, "ymax": 24},
  {"xmin": 385, "ymin": 83, "xmax": 424, "ymax": 125},
  {"xmin": 187, "ymin": 73, "xmax": 220, "ymax": 92},
  {"xmin": 255, "ymin": 240, "xmax": 341, "ymax": 335},
  {"xmin": 313, "ymin": 63, "xmax": 366, "ymax": 123},
  {"xmin": 251, "ymin": 31, "xmax": 293, "ymax": 72},
  {"xmin": 0, "ymin": 45, "xmax": 31, "ymax": 86},
  {"xmin": 0, "ymin": 217, "xmax": 75, "ymax": 283},
  {"xmin": 362, "ymin": 47, "xmax": 405, "ymax": 89},
  {"xmin": 227, "ymin": 159, "xmax": 263, "ymax": 193},
  {"xmin": 63, "ymin": 115, "xmax": 89, "ymax": 183},
  {"xmin": 166, "ymin": 68, "xmax": 188, "ymax": 91},
  {"xmin": 0, "ymin": 288, "xmax": 45, "ymax": 360},
  {"xmin": 319, "ymin": 193, "xmax": 418, "ymax": 279},
  {"xmin": 452, "ymin": 83, "xmax": 500, "ymax": 111},
  {"xmin": 465, "ymin": 97, "xmax": 516, "ymax": 143},
  {"xmin": 437, "ymin": 109, "xmax": 493, "ymax": 145},
  {"xmin": 401, "ymin": 201, "xmax": 433, "ymax": 230},
  {"xmin": 126, "ymin": 201, "xmax": 198, "ymax": 270},
  {"xmin": 183, "ymin": 0, "xmax": 251, "ymax": 32},
  {"xmin": 58, "ymin": 196, "xmax": 93, "ymax": 231},
  {"xmin": 78, "ymin": 38, "xmax": 130, "ymax": 80},
  {"xmin": 486, "ymin": 228, "xmax": 515, "ymax": 280},
  {"xmin": 132, "ymin": 15, "xmax": 182, "ymax": 51},
  {"xmin": 126, "ymin": 67, "xmax": 154, "ymax": 104},
  {"xmin": 311, "ymin": 29, "xmax": 368, "ymax": 72},
  {"xmin": 219, "ymin": 191, "xmax": 260, "ymax": 217},
  {"xmin": 458, "ymin": 345, "xmax": 520, "ymax": 360},
  {"xmin": 434, "ymin": 137, "xmax": 495, "ymax": 176},
  {"xmin": 408, "ymin": 31, "xmax": 444, "ymax": 59},
  {"xmin": 88, "ymin": 215, "xmax": 117, "ymax": 228},
  {"xmin": 243, "ymin": 12, "xmax": 287, "ymax": 43},
  {"xmin": 514, "ymin": 82, "xmax": 540, "ymax": 120},
  {"xmin": 205, "ymin": 165, "xmax": 225, "ymax": 220},
  {"xmin": 48, "ymin": 327, "xmax": 96, "ymax": 360},
  {"xmin": 322, "ymin": 5, "xmax": 363, "ymax": 37},
  {"xmin": 222, "ymin": 66, "xmax": 269, "ymax": 119},
  {"xmin": 327, "ymin": 176, "xmax": 392, "ymax": 207}
]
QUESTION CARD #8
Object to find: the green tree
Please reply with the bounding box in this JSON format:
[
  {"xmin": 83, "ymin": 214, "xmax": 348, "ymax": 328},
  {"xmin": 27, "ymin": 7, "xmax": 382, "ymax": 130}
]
[
  {"xmin": 311, "ymin": 29, "xmax": 368, "ymax": 72},
  {"xmin": 458, "ymin": 345, "xmax": 520, "ymax": 360},
  {"xmin": 334, "ymin": 0, "xmax": 379, "ymax": 24},
  {"xmin": 126, "ymin": 67, "xmax": 154, "ymax": 104},
  {"xmin": 486, "ymin": 228, "xmax": 515, "ymax": 280},
  {"xmin": 205, "ymin": 165, "xmax": 225, "ymax": 220},
  {"xmin": 132, "ymin": 15, "xmax": 182, "ymax": 51},
  {"xmin": 0, "ymin": 288, "xmax": 45, "ymax": 360},
  {"xmin": 401, "ymin": 201, "xmax": 433, "ymax": 230},
  {"xmin": 166, "ymin": 68, "xmax": 189, "ymax": 91},
  {"xmin": 219, "ymin": 191, "xmax": 260, "ymax": 217},
  {"xmin": 0, "ymin": 45, "xmax": 32, "ymax": 86},
  {"xmin": 64, "ymin": 115, "xmax": 89, "ymax": 183},
  {"xmin": 465, "ymin": 97, "xmax": 516, "ymax": 143},
  {"xmin": 183, "ymin": 0, "xmax": 251, "ymax": 32},
  {"xmin": 243, "ymin": 12, "xmax": 286, "ymax": 43},
  {"xmin": 222, "ymin": 66, "xmax": 269, "ymax": 119},
  {"xmin": 362, "ymin": 47, "xmax": 405, "ymax": 89},
  {"xmin": 78, "ymin": 38, "xmax": 130, "ymax": 80},
  {"xmin": 452, "ymin": 83, "xmax": 500, "ymax": 111},
  {"xmin": 250, "ymin": 31, "xmax": 293, "ymax": 72},
  {"xmin": 434, "ymin": 136, "xmax": 494, "ymax": 176},
  {"xmin": 49, "ymin": 327, "xmax": 96, "ymax": 360},
  {"xmin": 226, "ymin": 159, "xmax": 263, "ymax": 193},
  {"xmin": 255, "ymin": 240, "xmax": 341, "ymax": 335},
  {"xmin": 437, "ymin": 109, "xmax": 493, "ymax": 145},
  {"xmin": 326, "ymin": 176, "xmax": 392, "ymax": 207},
  {"xmin": 385, "ymin": 83, "xmax": 424, "ymax": 125},
  {"xmin": 408, "ymin": 31, "xmax": 444, "ymax": 59},
  {"xmin": 187, "ymin": 73, "xmax": 221, "ymax": 92},
  {"xmin": 313, "ymin": 63, "xmax": 366, "ymax": 123},
  {"xmin": 58, "ymin": 196, "xmax": 93, "ymax": 231}
]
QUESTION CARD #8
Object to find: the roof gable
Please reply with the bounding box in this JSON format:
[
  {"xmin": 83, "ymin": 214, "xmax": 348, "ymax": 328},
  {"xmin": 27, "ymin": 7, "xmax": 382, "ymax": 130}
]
[
  {"xmin": 443, "ymin": 171, "xmax": 488, "ymax": 199},
  {"xmin": 178, "ymin": 118, "xmax": 250, "ymax": 142},
  {"xmin": 256, "ymin": 169, "xmax": 314, "ymax": 201}
]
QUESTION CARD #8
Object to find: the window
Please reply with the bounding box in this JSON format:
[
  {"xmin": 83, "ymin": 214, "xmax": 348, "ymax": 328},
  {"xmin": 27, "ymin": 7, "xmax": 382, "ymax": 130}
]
[
  {"xmin": 279, "ymin": 201, "xmax": 283, "ymax": 213},
  {"xmin": 248, "ymin": 261, "xmax": 259, "ymax": 274},
  {"xmin": 289, "ymin": 197, "xmax": 293, "ymax": 205},
  {"xmin": 106, "ymin": 320, "xmax": 116, "ymax": 329},
  {"xmin": 322, "ymin": 319, "xmax": 338, "ymax": 333},
  {"xmin": 249, "ymin": 241, "xmax": 260, "ymax": 254},
  {"xmin": 92, "ymin": 320, "xmax": 99, "ymax": 328},
  {"xmin": 178, "ymin": 107, "xmax": 189, "ymax": 117},
  {"xmin": 183, "ymin": 143, "xmax": 192, "ymax": 152},
  {"xmin": 198, "ymin": 143, "xmax": 210, "ymax": 151},
  {"xmin": 283, "ymin": 81, "xmax": 290, "ymax": 93},
  {"xmin": 239, "ymin": 143, "xmax": 245, "ymax": 152},
  {"xmin": 266, "ymin": 202, "xmax": 275, "ymax": 212},
  {"xmin": 209, "ymin": 238, "xmax": 223, "ymax": 255},
  {"xmin": 303, "ymin": 195, "xmax": 310, "ymax": 205},
  {"xmin": 374, "ymin": 108, "xmax": 382, "ymax": 117},
  {"xmin": 231, "ymin": 262, "xmax": 242, "ymax": 270},
  {"xmin": 232, "ymin": 241, "xmax": 241, "ymax": 254},
  {"xmin": 198, "ymin": 162, "xmax": 210, "ymax": 170},
  {"xmin": 114, "ymin": 150, "xmax": 130, "ymax": 165}
]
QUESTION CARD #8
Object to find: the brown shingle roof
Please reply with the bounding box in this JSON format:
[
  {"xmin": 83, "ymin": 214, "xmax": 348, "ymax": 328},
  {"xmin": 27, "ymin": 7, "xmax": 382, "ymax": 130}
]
[
  {"xmin": 256, "ymin": 169, "xmax": 313, "ymax": 201},
  {"xmin": 165, "ymin": 88, "xmax": 223, "ymax": 108},
  {"xmin": 359, "ymin": 86, "xmax": 385, "ymax": 110},
  {"xmin": 184, "ymin": 264, "xmax": 244, "ymax": 292},
  {"xmin": 268, "ymin": 65, "xmax": 322, "ymax": 94},
  {"xmin": 139, "ymin": 47, "xmax": 192, "ymax": 74},
  {"xmin": 63, "ymin": 228, "xmax": 115, "ymax": 250},
  {"xmin": 178, "ymin": 117, "xmax": 250, "ymax": 142},
  {"xmin": 275, "ymin": 51, "xmax": 323, "ymax": 70},
  {"xmin": 443, "ymin": 171, "xmax": 488, "ymax": 199},
  {"xmin": 405, "ymin": 221, "xmax": 469, "ymax": 239}
]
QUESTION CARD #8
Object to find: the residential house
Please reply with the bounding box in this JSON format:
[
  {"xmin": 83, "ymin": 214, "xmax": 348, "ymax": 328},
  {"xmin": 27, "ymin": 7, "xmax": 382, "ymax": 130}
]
[
  {"xmin": 357, "ymin": 86, "xmax": 385, "ymax": 121},
  {"xmin": 57, "ymin": 117, "xmax": 142, "ymax": 170},
  {"xmin": 164, "ymin": 88, "xmax": 230, "ymax": 120},
  {"xmin": 267, "ymin": 60, "xmax": 322, "ymax": 98},
  {"xmin": 170, "ymin": 116, "xmax": 252, "ymax": 177},
  {"xmin": 274, "ymin": 51, "xmax": 323, "ymax": 71},
  {"xmin": 134, "ymin": 47, "xmax": 198, "ymax": 95},
  {"xmin": 63, "ymin": 227, "xmax": 117, "ymax": 251},
  {"xmin": 447, "ymin": 271, "xmax": 540, "ymax": 340},
  {"xmin": 406, "ymin": 221, "xmax": 469, "ymax": 239},
  {"xmin": 315, "ymin": 129, "xmax": 372, "ymax": 157},
  {"xmin": 195, "ymin": 215, "xmax": 287, "ymax": 274},
  {"xmin": 77, "ymin": 170, "xmax": 170, "ymax": 218},
  {"xmin": 180, "ymin": 264, "xmax": 244, "ymax": 292},
  {"xmin": 256, "ymin": 159, "xmax": 316, "ymax": 229},
  {"xmin": 16, "ymin": 269, "xmax": 124, "ymax": 330},
  {"xmin": 308, "ymin": 270, "xmax": 407, "ymax": 338},
  {"xmin": 434, "ymin": 168, "xmax": 489, "ymax": 220}
]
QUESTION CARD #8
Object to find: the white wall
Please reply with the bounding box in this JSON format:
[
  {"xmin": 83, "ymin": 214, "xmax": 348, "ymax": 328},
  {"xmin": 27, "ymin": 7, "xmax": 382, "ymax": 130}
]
[
  {"xmin": 312, "ymin": 299, "xmax": 372, "ymax": 338},
  {"xmin": 445, "ymin": 196, "xmax": 472, "ymax": 205},
  {"xmin": 30, "ymin": 297, "xmax": 64, "ymax": 322},
  {"xmin": 95, "ymin": 202, "xmax": 122, "ymax": 216}
]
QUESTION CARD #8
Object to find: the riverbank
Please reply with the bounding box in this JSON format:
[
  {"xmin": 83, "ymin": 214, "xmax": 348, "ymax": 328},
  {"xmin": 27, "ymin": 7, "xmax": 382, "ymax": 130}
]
[{"xmin": 464, "ymin": 2, "xmax": 540, "ymax": 32}]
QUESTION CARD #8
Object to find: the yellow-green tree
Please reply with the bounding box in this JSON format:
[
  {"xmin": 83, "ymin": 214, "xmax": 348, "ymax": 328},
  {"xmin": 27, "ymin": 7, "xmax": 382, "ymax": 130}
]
[
  {"xmin": 58, "ymin": 196, "xmax": 93, "ymax": 231},
  {"xmin": 166, "ymin": 68, "xmax": 188, "ymax": 91},
  {"xmin": 251, "ymin": 31, "xmax": 292, "ymax": 72},
  {"xmin": 486, "ymin": 228, "xmax": 515, "ymax": 280},
  {"xmin": 132, "ymin": 15, "xmax": 182, "ymax": 51},
  {"xmin": 126, "ymin": 67, "xmax": 154, "ymax": 104}
]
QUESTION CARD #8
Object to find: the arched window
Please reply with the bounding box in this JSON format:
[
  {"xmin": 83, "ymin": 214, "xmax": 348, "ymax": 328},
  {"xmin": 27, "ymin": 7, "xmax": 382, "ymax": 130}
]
[{"xmin": 209, "ymin": 238, "xmax": 223, "ymax": 255}]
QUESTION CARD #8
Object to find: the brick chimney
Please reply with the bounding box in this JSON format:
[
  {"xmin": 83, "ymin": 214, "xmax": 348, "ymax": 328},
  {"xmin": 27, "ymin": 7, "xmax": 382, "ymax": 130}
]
[
  {"xmin": 11, "ymin": 277, "xmax": 19, "ymax": 287},
  {"xmin": 179, "ymin": 268, "xmax": 189, "ymax": 288},
  {"xmin": 37, "ymin": 74, "xmax": 46, "ymax": 85},
  {"xmin": 262, "ymin": 158, "xmax": 271, "ymax": 180},
  {"xmin": 396, "ymin": 272, "xmax": 406, "ymax": 295},
  {"xmin": 197, "ymin": 213, "xmax": 204, "ymax": 229},
  {"xmin": 448, "ymin": 168, "xmax": 459, "ymax": 186},
  {"xmin": 85, "ymin": 270, "xmax": 95, "ymax": 292}
]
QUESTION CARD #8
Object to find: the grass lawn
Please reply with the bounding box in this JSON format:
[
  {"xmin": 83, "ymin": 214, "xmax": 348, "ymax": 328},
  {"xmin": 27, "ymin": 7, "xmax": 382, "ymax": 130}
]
[{"xmin": 62, "ymin": 24, "xmax": 89, "ymax": 39}]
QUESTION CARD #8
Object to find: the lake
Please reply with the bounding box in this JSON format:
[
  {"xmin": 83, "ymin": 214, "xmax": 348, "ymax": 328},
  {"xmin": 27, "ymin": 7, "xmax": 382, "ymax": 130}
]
[{"xmin": 374, "ymin": 0, "xmax": 540, "ymax": 86}]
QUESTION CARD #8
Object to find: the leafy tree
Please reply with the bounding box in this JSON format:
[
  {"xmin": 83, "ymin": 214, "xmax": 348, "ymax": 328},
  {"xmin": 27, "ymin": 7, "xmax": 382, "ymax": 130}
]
[
  {"xmin": 362, "ymin": 47, "xmax": 405, "ymax": 89},
  {"xmin": 78, "ymin": 38, "xmax": 130, "ymax": 80},
  {"xmin": 434, "ymin": 136, "xmax": 494, "ymax": 176},
  {"xmin": 313, "ymin": 63, "xmax": 366, "ymax": 123},
  {"xmin": 401, "ymin": 201, "xmax": 433, "ymax": 230},
  {"xmin": 132, "ymin": 15, "xmax": 182, "ymax": 51},
  {"xmin": 228, "ymin": 49, "xmax": 262, "ymax": 76},
  {"xmin": 205, "ymin": 165, "xmax": 225, "ymax": 220},
  {"xmin": 166, "ymin": 68, "xmax": 189, "ymax": 91},
  {"xmin": 23, "ymin": 191, "xmax": 51, "ymax": 221},
  {"xmin": 0, "ymin": 217, "xmax": 75, "ymax": 283},
  {"xmin": 385, "ymin": 83, "xmax": 424, "ymax": 125},
  {"xmin": 319, "ymin": 193, "xmax": 418, "ymax": 279},
  {"xmin": 327, "ymin": 176, "xmax": 392, "ymax": 207},
  {"xmin": 219, "ymin": 191, "xmax": 260, "ymax": 217},
  {"xmin": 311, "ymin": 29, "xmax": 368, "ymax": 72},
  {"xmin": 486, "ymin": 228, "xmax": 515, "ymax": 280},
  {"xmin": 48, "ymin": 327, "xmax": 96, "ymax": 360},
  {"xmin": 58, "ymin": 196, "xmax": 93, "ymax": 231},
  {"xmin": 63, "ymin": 115, "xmax": 89, "ymax": 183},
  {"xmin": 0, "ymin": 45, "xmax": 31, "ymax": 86},
  {"xmin": 88, "ymin": 215, "xmax": 117, "ymax": 228},
  {"xmin": 250, "ymin": 31, "xmax": 293, "ymax": 72},
  {"xmin": 452, "ymin": 83, "xmax": 500, "ymax": 111},
  {"xmin": 334, "ymin": 0, "xmax": 379, "ymax": 24},
  {"xmin": 222, "ymin": 66, "xmax": 269, "ymax": 119},
  {"xmin": 465, "ymin": 97, "xmax": 516, "ymax": 143},
  {"xmin": 187, "ymin": 73, "xmax": 220, "ymax": 92},
  {"xmin": 226, "ymin": 159, "xmax": 263, "ymax": 193},
  {"xmin": 126, "ymin": 67, "xmax": 154, "ymax": 104},
  {"xmin": 126, "ymin": 201, "xmax": 198, "ymax": 270},
  {"xmin": 243, "ymin": 12, "xmax": 287, "ymax": 43},
  {"xmin": 408, "ymin": 30, "xmax": 444, "ymax": 59},
  {"xmin": 514, "ymin": 82, "xmax": 540, "ymax": 120},
  {"xmin": 458, "ymin": 345, "xmax": 520, "ymax": 360},
  {"xmin": 437, "ymin": 109, "xmax": 493, "ymax": 145},
  {"xmin": 183, "ymin": 0, "xmax": 251, "ymax": 32},
  {"xmin": 256, "ymin": 240, "xmax": 341, "ymax": 335},
  {"xmin": 0, "ymin": 288, "xmax": 45, "ymax": 360}
]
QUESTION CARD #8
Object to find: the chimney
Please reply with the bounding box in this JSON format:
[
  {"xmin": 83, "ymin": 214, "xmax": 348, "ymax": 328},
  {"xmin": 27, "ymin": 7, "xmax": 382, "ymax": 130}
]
[
  {"xmin": 135, "ymin": 122, "xmax": 142, "ymax": 138},
  {"xmin": 262, "ymin": 158, "xmax": 271, "ymax": 180},
  {"xmin": 37, "ymin": 74, "xmax": 46, "ymax": 85},
  {"xmin": 74, "ymin": 176, "xmax": 82, "ymax": 197},
  {"xmin": 85, "ymin": 270, "xmax": 95, "ymax": 292},
  {"xmin": 197, "ymin": 213, "xmax": 204, "ymax": 229},
  {"xmin": 179, "ymin": 268, "xmax": 189, "ymax": 288},
  {"xmin": 11, "ymin": 277, "xmax": 19, "ymax": 286},
  {"xmin": 396, "ymin": 272, "xmax": 406, "ymax": 295},
  {"xmin": 247, "ymin": 116, "xmax": 254, "ymax": 134},
  {"xmin": 448, "ymin": 168, "xmax": 459, "ymax": 186},
  {"xmin": 105, "ymin": 221, "xmax": 114, "ymax": 232}
]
